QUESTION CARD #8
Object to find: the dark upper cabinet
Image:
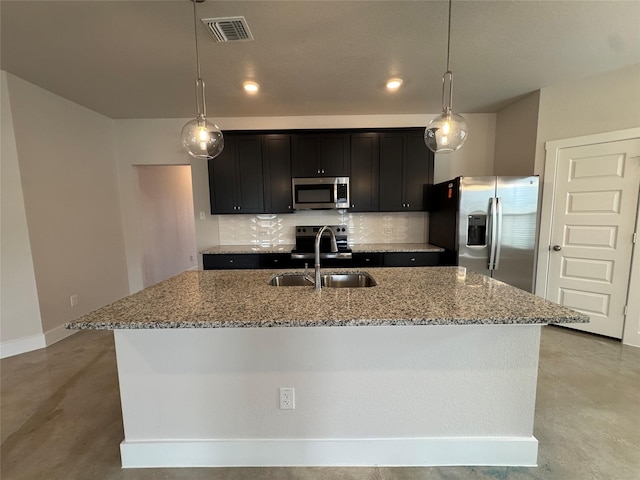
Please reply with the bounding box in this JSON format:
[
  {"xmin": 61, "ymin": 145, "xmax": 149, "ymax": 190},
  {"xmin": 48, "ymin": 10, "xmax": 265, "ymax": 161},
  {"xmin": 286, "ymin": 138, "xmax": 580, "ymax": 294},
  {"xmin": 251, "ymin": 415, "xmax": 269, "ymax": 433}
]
[
  {"xmin": 208, "ymin": 135, "xmax": 264, "ymax": 214},
  {"xmin": 349, "ymin": 133, "xmax": 379, "ymax": 212},
  {"xmin": 262, "ymin": 134, "xmax": 293, "ymax": 213},
  {"xmin": 291, "ymin": 134, "xmax": 350, "ymax": 177},
  {"xmin": 379, "ymin": 130, "xmax": 433, "ymax": 211}
]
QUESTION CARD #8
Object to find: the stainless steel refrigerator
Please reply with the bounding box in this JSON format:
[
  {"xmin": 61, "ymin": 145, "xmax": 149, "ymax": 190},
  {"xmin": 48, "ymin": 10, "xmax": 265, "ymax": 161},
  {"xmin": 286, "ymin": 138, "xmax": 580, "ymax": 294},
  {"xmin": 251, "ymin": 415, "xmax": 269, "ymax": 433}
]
[{"xmin": 429, "ymin": 176, "xmax": 540, "ymax": 292}]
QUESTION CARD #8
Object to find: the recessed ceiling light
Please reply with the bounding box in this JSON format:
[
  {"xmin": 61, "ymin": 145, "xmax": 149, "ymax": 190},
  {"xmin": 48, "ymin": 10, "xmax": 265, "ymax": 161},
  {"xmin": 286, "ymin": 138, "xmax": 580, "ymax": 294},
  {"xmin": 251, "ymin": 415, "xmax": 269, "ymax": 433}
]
[
  {"xmin": 386, "ymin": 78, "xmax": 403, "ymax": 90},
  {"xmin": 243, "ymin": 81, "xmax": 259, "ymax": 94}
]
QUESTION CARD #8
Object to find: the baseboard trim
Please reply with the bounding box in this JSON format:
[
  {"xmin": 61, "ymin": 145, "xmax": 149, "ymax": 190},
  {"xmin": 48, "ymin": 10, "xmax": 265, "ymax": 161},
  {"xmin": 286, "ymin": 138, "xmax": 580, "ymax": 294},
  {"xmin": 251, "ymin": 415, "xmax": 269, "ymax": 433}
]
[
  {"xmin": 44, "ymin": 324, "xmax": 76, "ymax": 346},
  {"xmin": 0, "ymin": 333, "xmax": 46, "ymax": 359},
  {"xmin": 120, "ymin": 436, "xmax": 538, "ymax": 468}
]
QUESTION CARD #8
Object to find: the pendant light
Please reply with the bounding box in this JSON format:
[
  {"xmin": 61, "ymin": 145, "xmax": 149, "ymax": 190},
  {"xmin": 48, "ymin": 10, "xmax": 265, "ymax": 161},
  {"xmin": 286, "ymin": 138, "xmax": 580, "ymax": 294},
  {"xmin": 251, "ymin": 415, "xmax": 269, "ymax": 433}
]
[
  {"xmin": 425, "ymin": 0, "xmax": 468, "ymax": 153},
  {"xmin": 181, "ymin": 0, "xmax": 224, "ymax": 159}
]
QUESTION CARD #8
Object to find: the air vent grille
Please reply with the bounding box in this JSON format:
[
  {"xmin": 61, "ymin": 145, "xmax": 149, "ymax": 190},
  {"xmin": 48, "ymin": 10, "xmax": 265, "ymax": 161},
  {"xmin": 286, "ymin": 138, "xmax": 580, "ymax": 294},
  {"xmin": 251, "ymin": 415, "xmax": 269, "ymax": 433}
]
[{"xmin": 202, "ymin": 16, "xmax": 254, "ymax": 42}]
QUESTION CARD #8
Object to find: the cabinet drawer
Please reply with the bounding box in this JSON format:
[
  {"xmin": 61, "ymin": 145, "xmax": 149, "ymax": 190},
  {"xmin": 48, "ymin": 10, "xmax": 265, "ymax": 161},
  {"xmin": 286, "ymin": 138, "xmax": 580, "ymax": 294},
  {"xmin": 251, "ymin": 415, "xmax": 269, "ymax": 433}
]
[
  {"xmin": 203, "ymin": 254, "xmax": 261, "ymax": 270},
  {"xmin": 351, "ymin": 252, "xmax": 384, "ymax": 267},
  {"xmin": 383, "ymin": 252, "xmax": 440, "ymax": 267},
  {"xmin": 259, "ymin": 254, "xmax": 293, "ymax": 269}
]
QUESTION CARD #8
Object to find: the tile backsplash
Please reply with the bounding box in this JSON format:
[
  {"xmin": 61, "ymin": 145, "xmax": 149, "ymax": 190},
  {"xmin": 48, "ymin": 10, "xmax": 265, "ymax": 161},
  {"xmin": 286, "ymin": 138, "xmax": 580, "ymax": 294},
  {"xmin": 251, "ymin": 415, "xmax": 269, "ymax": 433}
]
[{"xmin": 217, "ymin": 211, "xmax": 428, "ymax": 246}]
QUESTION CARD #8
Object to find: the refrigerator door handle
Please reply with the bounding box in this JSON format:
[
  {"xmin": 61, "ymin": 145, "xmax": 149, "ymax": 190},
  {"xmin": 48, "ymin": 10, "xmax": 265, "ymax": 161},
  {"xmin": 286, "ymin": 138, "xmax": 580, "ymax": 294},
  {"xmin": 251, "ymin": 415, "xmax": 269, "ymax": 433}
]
[
  {"xmin": 494, "ymin": 197, "xmax": 503, "ymax": 270},
  {"xmin": 488, "ymin": 197, "xmax": 498, "ymax": 270}
]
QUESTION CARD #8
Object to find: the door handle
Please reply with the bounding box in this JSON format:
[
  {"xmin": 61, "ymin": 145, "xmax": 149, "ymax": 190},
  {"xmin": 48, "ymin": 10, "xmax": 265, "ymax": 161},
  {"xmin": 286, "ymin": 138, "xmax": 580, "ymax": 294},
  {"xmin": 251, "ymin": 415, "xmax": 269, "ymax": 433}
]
[
  {"xmin": 488, "ymin": 198, "xmax": 498, "ymax": 270},
  {"xmin": 552, "ymin": 245, "xmax": 562, "ymax": 251},
  {"xmin": 494, "ymin": 198, "xmax": 503, "ymax": 270}
]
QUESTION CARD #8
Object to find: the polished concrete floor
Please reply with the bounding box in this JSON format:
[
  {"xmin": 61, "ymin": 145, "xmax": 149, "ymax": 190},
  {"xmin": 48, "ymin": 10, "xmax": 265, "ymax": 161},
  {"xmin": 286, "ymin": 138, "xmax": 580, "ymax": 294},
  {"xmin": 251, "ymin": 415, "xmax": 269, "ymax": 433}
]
[{"xmin": 1, "ymin": 326, "xmax": 639, "ymax": 480}]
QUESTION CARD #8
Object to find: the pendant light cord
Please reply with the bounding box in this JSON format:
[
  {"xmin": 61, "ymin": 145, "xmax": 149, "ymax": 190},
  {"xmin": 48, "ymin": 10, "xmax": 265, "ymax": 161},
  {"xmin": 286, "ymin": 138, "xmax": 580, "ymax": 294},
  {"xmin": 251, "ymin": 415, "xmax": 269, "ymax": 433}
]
[
  {"xmin": 446, "ymin": 0, "xmax": 452, "ymax": 72},
  {"xmin": 441, "ymin": 0, "xmax": 454, "ymax": 113},
  {"xmin": 192, "ymin": 0, "xmax": 206, "ymax": 118}
]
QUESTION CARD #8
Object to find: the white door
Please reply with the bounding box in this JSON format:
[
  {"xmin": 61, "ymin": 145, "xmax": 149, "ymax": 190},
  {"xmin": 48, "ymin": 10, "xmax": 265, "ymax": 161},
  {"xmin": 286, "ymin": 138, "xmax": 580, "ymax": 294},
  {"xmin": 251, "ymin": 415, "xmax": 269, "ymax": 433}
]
[{"xmin": 546, "ymin": 139, "xmax": 640, "ymax": 338}]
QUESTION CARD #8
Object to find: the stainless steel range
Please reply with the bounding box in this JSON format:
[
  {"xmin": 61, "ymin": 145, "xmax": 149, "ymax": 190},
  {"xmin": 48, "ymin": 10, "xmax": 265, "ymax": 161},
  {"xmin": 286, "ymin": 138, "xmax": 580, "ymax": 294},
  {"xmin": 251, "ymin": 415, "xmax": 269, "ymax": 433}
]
[{"xmin": 290, "ymin": 225, "xmax": 352, "ymax": 260}]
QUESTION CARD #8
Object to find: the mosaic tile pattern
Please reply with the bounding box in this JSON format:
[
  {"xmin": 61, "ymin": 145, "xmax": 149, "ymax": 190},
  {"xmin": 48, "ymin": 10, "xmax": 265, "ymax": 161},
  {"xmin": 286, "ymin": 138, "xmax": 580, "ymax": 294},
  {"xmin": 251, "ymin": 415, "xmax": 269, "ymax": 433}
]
[
  {"xmin": 67, "ymin": 267, "xmax": 589, "ymax": 330},
  {"xmin": 217, "ymin": 211, "xmax": 427, "ymax": 246}
]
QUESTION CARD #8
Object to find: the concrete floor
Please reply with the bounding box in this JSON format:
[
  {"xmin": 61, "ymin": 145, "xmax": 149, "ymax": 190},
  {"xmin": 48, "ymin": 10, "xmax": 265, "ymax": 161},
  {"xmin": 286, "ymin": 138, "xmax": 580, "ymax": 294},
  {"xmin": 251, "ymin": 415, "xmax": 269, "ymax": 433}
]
[{"xmin": 1, "ymin": 326, "xmax": 639, "ymax": 480}]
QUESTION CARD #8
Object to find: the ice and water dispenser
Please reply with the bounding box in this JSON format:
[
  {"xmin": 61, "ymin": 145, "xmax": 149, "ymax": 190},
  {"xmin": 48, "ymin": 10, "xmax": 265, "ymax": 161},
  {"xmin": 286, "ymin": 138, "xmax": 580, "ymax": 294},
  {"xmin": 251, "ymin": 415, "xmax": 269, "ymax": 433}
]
[{"xmin": 467, "ymin": 214, "xmax": 487, "ymax": 246}]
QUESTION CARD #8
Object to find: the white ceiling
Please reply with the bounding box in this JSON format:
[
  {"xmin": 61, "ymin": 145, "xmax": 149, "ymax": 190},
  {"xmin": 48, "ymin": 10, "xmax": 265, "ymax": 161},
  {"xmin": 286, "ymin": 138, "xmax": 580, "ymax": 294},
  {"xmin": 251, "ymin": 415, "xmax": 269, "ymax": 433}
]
[{"xmin": 2, "ymin": 0, "xmax": 639, "ymax": 119}]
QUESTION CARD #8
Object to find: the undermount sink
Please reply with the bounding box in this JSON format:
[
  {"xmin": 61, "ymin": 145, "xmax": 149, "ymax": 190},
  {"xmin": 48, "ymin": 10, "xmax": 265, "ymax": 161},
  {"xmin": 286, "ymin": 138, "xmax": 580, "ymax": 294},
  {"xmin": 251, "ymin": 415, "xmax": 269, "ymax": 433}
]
[{"xmin": 269, "ymin": 272, "xmax": 376, "ymax": 288}]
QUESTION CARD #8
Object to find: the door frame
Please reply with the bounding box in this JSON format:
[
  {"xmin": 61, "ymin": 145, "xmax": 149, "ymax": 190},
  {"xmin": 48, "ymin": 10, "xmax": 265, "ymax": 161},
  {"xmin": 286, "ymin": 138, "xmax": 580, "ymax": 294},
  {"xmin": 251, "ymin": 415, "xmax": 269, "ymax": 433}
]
[{"xmin": 535, "ymin": 127, "xmax": 640, "ymax": 346}]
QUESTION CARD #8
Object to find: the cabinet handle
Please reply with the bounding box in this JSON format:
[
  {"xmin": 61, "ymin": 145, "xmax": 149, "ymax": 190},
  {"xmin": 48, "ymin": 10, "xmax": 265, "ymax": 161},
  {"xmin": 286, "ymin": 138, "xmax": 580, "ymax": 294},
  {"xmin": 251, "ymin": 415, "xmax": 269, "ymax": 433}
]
[
  {"xmin": 321, "ymin": 169, "xmax": 325, "ymax": 174},
  {"xmin": 288, "ymin": 205, "xmax": 291, "ymax": 209},
  {"xmin": 365, "ymin": 258, "xmax": 370, "ymax": 262},
  {"xmin": 410, "ymin": 258, "xmax": 416, "ymax": 262},
  {"xmin": 402, "ymin": 203, "xmax": 406, "ymax": 207},
  {"xmin": 351, "ymin": 204, "xmax": 355, "ymax": 208},
  {"xmin": 273, "ymin": 259, "xmax": 279, "ymax": 263},
  {"xmin": 317, "ymin": 169, "xmax": 321, "ymax": 174},
  {"xmin": 407, "ymin": 203, "xmax": 410, "ymax": 208},
  {"xmin": 229, "ymin": 259, "xmax": 234, "ymax": 263}
]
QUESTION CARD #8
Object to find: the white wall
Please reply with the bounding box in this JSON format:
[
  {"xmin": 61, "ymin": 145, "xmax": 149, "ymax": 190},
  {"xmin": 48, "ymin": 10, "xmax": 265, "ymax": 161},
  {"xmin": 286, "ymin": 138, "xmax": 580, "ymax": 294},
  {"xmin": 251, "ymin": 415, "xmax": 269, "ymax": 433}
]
[
  {"xmin": 494, "ymin": 91, "xmax": 540, "ymax": 176},
  {"xmin": 137, "ymin": 165, "xmax": 197, "ymax": 288},
  {"xmin": 535, "ymin": 64, "xmax": 640, "ymax": 176},
  {"xmin": 4, "ymin": 73, "xmax": 129, "ymax": 342},
  {"xmin": 0, "ymin": 71, "xmax": 44, "ymax": 357}
]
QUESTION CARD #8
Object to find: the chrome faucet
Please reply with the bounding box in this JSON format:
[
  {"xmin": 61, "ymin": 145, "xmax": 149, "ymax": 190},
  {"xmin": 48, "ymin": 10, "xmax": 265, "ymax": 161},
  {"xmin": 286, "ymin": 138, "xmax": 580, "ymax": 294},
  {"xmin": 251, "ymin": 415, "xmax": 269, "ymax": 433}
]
[{"xmin": 314, "ymin": 226, "xmax": 338, "ymax": 291}]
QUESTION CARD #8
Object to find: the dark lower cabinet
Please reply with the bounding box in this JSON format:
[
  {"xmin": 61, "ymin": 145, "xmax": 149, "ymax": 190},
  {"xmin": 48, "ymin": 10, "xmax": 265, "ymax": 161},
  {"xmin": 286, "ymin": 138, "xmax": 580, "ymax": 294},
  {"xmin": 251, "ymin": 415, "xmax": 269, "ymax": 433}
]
[{"xmin": 203, "ymin": 252, "xmax": 442, "ymax": 270}]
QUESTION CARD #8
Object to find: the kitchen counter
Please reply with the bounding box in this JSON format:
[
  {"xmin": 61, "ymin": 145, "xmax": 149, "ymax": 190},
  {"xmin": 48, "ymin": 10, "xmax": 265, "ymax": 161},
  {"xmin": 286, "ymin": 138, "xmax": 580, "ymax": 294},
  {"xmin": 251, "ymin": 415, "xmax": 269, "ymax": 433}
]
[
  {"xmin": 76, "ymin": 267, "xmax": 587, "ymax": 469},
  {"xmin": 199, "ymin": 242, "xmax": 444, "ymax": 255},
  {"xmin": 200, "ymin": 244, "xmax": 295, "ymax": 254},
  {"xmin": 67, "ymin": 267, "xmax": 586, "ymax": 330},
  {"xmin": 351, "ymin": 242, "xmax": 444, "ymax": 253}
]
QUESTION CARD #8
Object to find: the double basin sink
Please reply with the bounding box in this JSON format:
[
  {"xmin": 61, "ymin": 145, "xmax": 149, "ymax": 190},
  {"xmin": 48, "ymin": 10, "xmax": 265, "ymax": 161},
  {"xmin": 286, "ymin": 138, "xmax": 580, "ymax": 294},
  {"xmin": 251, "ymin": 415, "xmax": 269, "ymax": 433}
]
[{"xmin": 269, "ymin": 272, "xmax": 376, "ymax": 288}]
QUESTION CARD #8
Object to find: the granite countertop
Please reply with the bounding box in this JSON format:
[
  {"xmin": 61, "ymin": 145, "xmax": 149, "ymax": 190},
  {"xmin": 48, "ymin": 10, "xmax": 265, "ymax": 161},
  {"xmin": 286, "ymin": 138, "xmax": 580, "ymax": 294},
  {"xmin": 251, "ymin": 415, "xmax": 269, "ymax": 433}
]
[
  {"xmin": 67, "ymin": 267, "xmax": 588, "ymax": 330},
  {"xmin": 200, "ymin": 243, "xmax": 444, "ymax": 254},
  {"xmin": 351, "ymin": 243, "xmax": 444, "ymax": 253},
  {"xmin": 200, "ymin": 244, "xmax": 296, "ymax": 254}
]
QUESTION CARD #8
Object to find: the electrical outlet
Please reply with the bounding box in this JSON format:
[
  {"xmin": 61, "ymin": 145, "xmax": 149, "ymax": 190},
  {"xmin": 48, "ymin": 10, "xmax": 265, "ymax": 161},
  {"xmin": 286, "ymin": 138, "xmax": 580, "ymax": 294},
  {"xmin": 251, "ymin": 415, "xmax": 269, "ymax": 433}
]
[
  {"xmin": 384, "ymin": 228, "xmax": 393, "ymax": 235},
  {"xmin": 70, "ymin": 295, "xmax": 79, "ymax": 307},
  {"xmin": 189, "ymin": 255, "xmax": 194, "ymax": 262},
  {"xmin": 279, "ymin": 387, "xmax": 295, "ymax": 410},
  {"xmin": 199, "ymin": 211, "xmax": 206, "ymax": 220}
]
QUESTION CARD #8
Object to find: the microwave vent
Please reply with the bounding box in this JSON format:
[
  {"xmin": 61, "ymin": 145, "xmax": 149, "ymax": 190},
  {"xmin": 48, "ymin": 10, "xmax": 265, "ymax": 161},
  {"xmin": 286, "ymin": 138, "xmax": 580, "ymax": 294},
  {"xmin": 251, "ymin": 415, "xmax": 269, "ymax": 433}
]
[{"xmin": 201, "ymin": 16, "xmax": 254, "ymax": 42}]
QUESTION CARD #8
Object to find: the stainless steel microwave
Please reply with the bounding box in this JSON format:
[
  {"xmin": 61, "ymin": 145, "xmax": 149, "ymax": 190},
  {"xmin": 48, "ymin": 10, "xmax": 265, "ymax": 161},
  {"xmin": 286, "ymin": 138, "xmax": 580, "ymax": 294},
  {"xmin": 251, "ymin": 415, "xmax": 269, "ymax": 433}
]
[{"xmin": 292, "ymin": 177, "xmax": 350, "ymax": 210}]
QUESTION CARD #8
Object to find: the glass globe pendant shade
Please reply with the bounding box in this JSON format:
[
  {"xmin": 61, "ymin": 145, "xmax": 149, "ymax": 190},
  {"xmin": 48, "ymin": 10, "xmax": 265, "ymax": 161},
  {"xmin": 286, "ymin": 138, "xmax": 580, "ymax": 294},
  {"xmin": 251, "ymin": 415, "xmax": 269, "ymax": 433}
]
[
  {"xmin": 425, "ymin": 110, "xmax": 468, "ymax": 154},
  {"xmin": 181, "ymin": 114, "xmax": 224, "ymax": 160}
]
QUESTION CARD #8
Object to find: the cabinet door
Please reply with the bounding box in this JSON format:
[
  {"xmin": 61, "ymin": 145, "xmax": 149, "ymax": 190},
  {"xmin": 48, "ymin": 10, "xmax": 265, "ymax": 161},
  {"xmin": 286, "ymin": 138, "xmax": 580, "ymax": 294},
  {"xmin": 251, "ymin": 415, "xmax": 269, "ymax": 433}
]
[
  {"xmin": 378, "ymin": 133, "xmax": 405, "ymax": 211},
  {"xmin": 291, "ymin": 134, "xmax": 350, "ymax": 177},
  {"xmin": 263, "ymin": 134, "xmax": 293, "ymax": 213},
  {"xmin": 291, "ymin": 136, "xmax": 319, "ymax": 177},
  {"xmin": 349, "ymin": 133, "xmax": 379, "ymax": 211},
  {"xmin": 208, "ymin": 137, "xmax": 238, "ymax": 214},
  {"xmin": 402, "ymin": 132, "xmax": 433, "ymax": 211},
  {"xmin": 319, "ymin": 134, "xmax": 350, "ymax": 176},
  {"xmin": 235, "ymin": 136, "xmax": 264, "ymax": 213}
]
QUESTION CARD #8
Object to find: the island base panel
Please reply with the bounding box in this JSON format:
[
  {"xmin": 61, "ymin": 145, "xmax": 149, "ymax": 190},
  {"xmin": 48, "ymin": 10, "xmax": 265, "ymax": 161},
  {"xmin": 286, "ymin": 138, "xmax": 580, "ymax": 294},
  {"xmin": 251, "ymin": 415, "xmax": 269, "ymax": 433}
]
[{"xmin": 114, "ymin": 325, "xmax": 542, "ymax": 468}]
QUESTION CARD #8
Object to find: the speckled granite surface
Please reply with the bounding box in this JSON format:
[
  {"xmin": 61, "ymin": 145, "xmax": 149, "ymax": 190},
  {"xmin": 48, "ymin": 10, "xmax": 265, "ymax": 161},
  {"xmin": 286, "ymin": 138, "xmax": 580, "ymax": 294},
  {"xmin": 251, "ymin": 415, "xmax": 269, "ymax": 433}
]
[
  {"xmin": 350, "ymin": 243, "xmax": 444, "ymax": 253},
  {"xmin": 200, "ymin": 244, "xmax": 295, "ymax": 254},
  {"xmin": 200, "ymin": 243, "xmax": 444, "ymax": 254},
  {"xmin": 67, "ymin": 267, "xmax": 588, "ymax": 330}
]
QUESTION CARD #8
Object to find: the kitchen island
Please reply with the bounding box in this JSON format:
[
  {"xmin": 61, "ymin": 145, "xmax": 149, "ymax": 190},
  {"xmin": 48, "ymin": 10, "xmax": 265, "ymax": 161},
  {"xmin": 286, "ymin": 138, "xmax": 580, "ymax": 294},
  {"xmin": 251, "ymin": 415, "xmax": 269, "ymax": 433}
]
[{"xmin": 68, "ymin": 267, "xmax": 587, "ymax": 469}]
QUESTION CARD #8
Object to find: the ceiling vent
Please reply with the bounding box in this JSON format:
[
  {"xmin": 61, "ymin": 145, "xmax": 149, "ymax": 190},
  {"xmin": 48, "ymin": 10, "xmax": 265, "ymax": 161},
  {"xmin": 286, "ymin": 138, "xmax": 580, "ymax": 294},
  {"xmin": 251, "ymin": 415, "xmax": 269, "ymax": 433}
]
[{"xmin": 201, "ymin": 16, "xmax": 254, "ymax": 42}]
